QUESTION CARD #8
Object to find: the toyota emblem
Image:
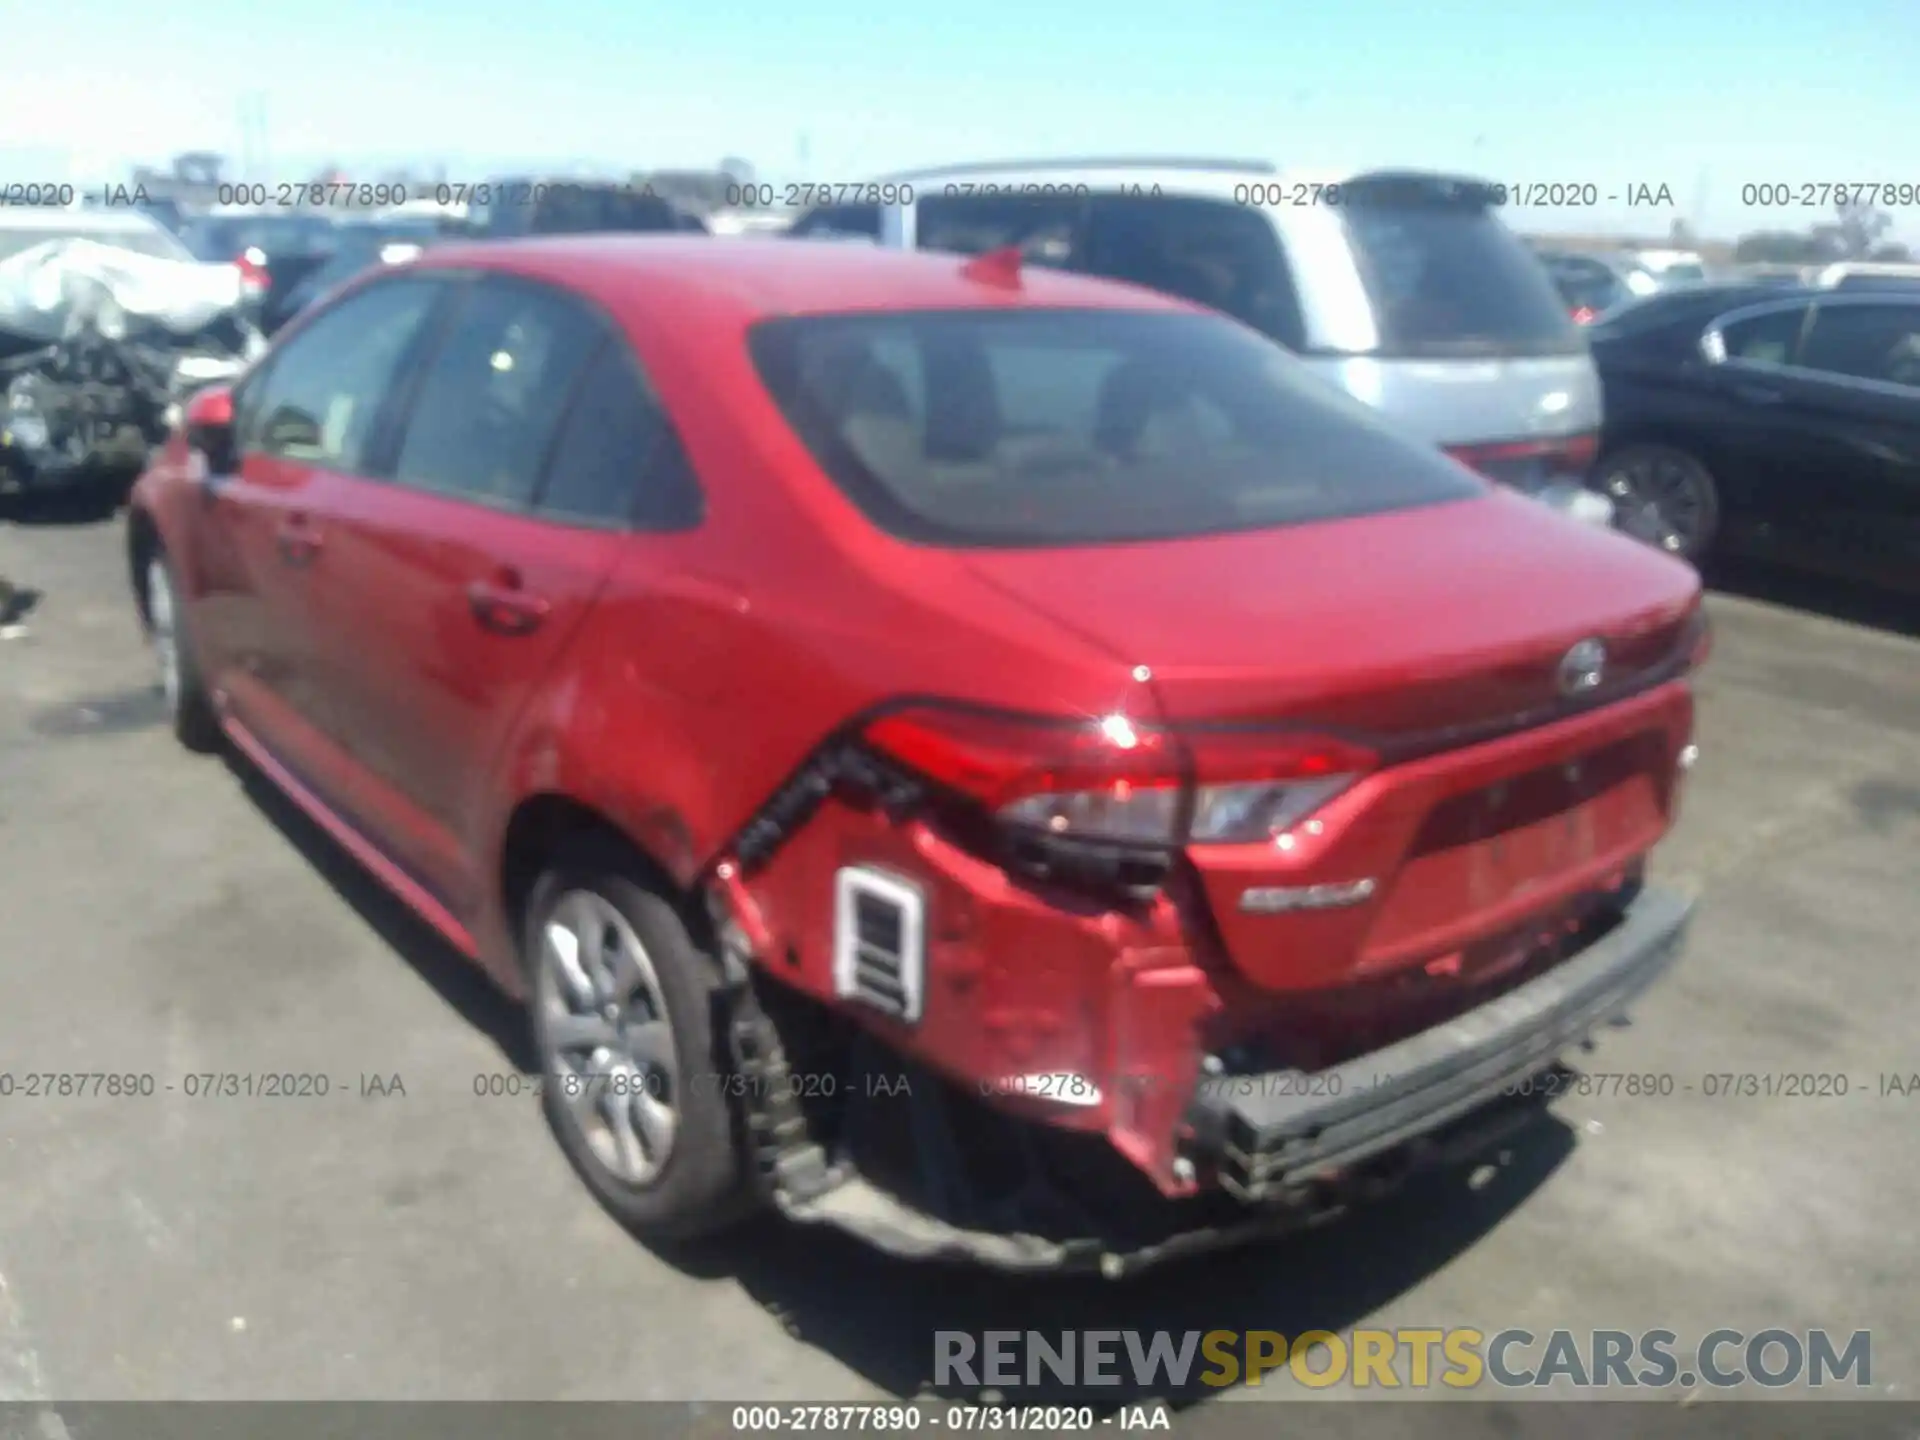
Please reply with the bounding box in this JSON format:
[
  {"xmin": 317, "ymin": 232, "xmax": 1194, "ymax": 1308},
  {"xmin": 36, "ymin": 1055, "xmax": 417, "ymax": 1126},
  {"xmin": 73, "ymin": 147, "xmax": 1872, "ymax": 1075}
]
[{"xmin": 1558, "ymin": 638, "xmax": 1607, "ymax": 697}]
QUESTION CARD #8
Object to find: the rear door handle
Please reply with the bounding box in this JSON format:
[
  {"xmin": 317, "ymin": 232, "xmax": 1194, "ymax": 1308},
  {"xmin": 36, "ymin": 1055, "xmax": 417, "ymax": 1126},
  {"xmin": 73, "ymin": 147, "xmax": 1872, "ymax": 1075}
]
[
  {"xmin": 467, "ymin": 575, "xmax": 550, "ymax": 636},
  {"xmin": 275, "ymin": 513, "xmax": 323, "ymax": 567},
  {"xmin": 1731, "ymin": 382, "xmax": 1784, "ymax": 406}
]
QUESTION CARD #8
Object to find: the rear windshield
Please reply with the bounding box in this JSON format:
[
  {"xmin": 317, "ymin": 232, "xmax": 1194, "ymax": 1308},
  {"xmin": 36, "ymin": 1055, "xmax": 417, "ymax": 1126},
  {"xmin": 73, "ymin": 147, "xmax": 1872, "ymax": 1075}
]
[
  {"xmin": 1336, "ymin": 190, "xmax": 1582, "ymax": 358},
  {"xmin": 747, "ymin": 309, "xmax": 1482, "ymax": 548}
]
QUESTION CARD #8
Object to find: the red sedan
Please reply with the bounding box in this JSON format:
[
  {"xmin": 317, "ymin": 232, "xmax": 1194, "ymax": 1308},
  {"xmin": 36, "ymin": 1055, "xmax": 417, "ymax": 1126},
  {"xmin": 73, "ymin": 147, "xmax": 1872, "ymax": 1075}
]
[{"xmin": 128, "ymin": 235, "xmax": 1706, "ymax": 1273}]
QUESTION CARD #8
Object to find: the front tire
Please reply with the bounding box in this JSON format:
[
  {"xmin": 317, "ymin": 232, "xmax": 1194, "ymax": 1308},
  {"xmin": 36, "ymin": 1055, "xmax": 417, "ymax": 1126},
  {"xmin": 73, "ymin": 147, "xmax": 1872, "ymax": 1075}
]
[
  {"xmin": 145, "ymin": 553, "xmax": 221, "ymax": 752},
  {"xmin": 1593, "ymin": 443, "xmax": 1721, "ymax": 561},
  {"xmin": 523, "ymin": 840, "xmax": 758, "ymax": 1242}
]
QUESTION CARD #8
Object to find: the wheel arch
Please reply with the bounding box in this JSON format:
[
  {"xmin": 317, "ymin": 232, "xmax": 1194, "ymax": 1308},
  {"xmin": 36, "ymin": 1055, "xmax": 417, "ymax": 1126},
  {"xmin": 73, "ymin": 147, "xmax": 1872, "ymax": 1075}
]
[{"xmin": 497, "ymin": 792, "xmax": 711, "ymax": 964}]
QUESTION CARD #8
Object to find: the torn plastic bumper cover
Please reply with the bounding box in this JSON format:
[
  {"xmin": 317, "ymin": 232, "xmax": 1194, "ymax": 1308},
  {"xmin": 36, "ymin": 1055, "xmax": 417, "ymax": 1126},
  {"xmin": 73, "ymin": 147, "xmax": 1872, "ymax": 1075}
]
[
  {"xmin": 1, "ymin": 239, "xmax": 262, "ymax": 493},
  {"xmin": 769, "ymin": 887, "xmax": 1691, "ymax": 1275}
]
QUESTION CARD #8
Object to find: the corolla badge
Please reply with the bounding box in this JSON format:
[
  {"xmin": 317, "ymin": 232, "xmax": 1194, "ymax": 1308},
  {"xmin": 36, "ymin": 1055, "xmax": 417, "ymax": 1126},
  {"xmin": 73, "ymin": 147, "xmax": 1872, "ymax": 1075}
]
[
  {"xmin": 1558, "ymin": 638, "xmax": 1608, "ymax": 697},
  {"xmin": 1240, "ymin": 878, "xmax": 1377, "ymax": 914}
]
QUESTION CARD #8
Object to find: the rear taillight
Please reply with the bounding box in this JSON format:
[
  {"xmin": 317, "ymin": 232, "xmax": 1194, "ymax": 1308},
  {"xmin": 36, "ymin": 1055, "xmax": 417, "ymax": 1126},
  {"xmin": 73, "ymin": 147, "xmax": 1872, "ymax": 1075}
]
[
  {"xmin": 1571, "ymin": 305, "xmax": 1597, "ymax": 325},
  {"xmin": 1446, "ymin": 431, "xmax": 1599, "ymax": 484},
  {"xmin": 861, "ymin": 706, "xmax": 1375, "ymax": 847},
  {"xmin": 1182, "ymin": 729, "xmax": 1377, "ymax": 844},
  {"xmin": 235, "ymin": 250, "xmax": 269, "ymax": 295}
]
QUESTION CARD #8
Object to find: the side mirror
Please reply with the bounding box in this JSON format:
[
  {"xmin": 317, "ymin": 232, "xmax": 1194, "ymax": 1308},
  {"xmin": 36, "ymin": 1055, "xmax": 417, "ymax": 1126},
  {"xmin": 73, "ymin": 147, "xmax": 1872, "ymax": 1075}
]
[{"xmin": 185, "ymin": 385, "xmax": 237, "ymax": 474}]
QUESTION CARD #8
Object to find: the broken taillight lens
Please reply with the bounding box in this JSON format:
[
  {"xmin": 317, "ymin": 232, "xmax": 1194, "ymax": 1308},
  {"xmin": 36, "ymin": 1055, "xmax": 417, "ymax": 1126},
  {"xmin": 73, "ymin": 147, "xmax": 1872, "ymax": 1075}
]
[{"xmin": 862, "ymin": 706, "xmax": 1376, "ymax": 847}]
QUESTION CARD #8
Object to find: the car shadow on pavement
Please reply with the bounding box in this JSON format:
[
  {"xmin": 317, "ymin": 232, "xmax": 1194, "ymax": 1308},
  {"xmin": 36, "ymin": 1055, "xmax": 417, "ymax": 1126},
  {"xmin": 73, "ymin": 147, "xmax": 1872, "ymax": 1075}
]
[
  {"xmin": 0, "ymin": 488, "xmax": 125, "ymax": 527},
  {"xmin": 222, "ymin": 750, "xmax": 539, "ymax": 1073},
  {"xmin": 660, "ymin": 1114, "xmax": 1576, "ymax": 1411},
  {"xmin": 1706, "ymin": 554, "xmax": 1920, "ymax": 641}
]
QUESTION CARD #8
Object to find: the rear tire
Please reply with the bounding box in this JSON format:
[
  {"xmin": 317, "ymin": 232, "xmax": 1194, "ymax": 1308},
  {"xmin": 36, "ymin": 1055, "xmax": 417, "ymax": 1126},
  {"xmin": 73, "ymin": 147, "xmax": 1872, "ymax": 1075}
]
[
  {"xmin": 1593, "ymin": 443, "xmax": 1720, "ymax": 561},
  {"xmin": 145, "ymin": 553, "xmax": 221, "ymax": 753},
  {"xmin": 522, "ymin": 838, "xmax": 759, "ymax": 1243}
]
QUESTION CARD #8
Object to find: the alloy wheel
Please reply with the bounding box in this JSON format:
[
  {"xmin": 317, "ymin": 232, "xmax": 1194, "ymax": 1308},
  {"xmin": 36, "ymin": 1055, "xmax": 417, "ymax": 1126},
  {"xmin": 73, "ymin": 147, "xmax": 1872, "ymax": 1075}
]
[
  {"xmin": 1599, "ymin": 452, "xmax": 1711, "ymax": 557},
  {"xmin": 534, "ymin": 889, "xmax": 681, "ymax": 1186}
]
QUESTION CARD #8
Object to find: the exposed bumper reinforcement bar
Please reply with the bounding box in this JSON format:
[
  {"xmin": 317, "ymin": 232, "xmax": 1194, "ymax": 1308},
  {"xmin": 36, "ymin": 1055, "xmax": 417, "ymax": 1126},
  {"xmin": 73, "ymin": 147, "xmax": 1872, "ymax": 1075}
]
[{"xmin": 1188, "ymin": 886, "xmax": 1694, "ymax": 1201}]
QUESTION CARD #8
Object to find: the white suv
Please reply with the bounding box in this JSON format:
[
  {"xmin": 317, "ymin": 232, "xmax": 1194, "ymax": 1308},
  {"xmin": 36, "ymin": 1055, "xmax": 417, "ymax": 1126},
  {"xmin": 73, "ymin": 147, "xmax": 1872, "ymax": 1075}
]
[{"xmin": 791, "ymin": 158, "xmax": 1609, "ymax": 520}]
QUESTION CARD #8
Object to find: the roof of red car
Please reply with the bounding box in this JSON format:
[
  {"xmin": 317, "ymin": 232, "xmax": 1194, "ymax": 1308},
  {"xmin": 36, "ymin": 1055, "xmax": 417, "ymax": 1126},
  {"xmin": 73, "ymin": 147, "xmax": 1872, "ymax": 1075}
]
[{"xmin": 413, "ymin": 235, "xmax": 1199, "ymax": 325}]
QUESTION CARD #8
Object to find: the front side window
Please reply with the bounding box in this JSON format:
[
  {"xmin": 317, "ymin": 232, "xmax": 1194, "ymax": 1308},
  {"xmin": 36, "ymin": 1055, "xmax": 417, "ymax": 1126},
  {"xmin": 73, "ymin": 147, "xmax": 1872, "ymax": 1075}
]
[
  {"xmin": 391, "ymin": 279, "xmax": 603, "ymax": 507},
  {"xmin": 748, "ymin": 309, "xmax": 1481, "ymax": 548},
  {"xmin": 244, "ymin": 277, "xmax": 443, "ymax": 469}
]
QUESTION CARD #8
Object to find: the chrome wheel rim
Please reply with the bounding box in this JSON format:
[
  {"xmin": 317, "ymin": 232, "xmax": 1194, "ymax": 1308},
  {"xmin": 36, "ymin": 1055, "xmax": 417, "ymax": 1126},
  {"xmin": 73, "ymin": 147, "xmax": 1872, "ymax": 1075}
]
[
  {"xmin": 1601, "ymin": 453, "xmax": 1709, "ymax": 556},
  {"xmin": 146, "ymin": 559, "xmax": 181, "ymax": 713},
  {"xmin": 535, "ymin": 890, "xmax": 680, "ymax": 1185}
]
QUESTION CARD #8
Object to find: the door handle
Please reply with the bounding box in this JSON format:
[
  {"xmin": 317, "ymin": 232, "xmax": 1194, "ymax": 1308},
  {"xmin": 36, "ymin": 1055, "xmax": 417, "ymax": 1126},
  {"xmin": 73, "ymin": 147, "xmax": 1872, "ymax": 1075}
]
[
  {"xmin": 467, "ymin": 576, "xmax": 550, "ymax": 636},
  {"xmin": 1731, "ymin": 382, "xmax": 1783, "ymax": 406},
  {"xmin": 275, "ymin": 514, "xmax": 323, "ymax": 567}
]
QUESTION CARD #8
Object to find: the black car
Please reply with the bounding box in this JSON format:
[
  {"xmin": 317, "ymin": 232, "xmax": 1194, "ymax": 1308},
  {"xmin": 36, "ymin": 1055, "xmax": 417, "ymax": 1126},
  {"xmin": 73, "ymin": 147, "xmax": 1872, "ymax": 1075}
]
[
  {"xmin": 1589, "ymin": 284, "xmax": 1920, "ymax": 582},
  {"xmin": 259, "ymin": 219, "xmax": 445, "ymax": 334},
  {"xmin": 176, "ymin": 211, "xmax": 340, "ymax": 264}
]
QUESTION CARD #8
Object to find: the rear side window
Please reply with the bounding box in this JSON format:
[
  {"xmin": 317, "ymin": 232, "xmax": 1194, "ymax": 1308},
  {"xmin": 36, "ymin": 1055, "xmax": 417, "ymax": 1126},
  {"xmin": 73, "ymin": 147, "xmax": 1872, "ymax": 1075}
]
[
  {"xmin": 1082, "ymin": 196, "xmax": 1306, "ymax": 349},
  {"xmin": 244, "ymin": 278, "xmax": 443, "ymax": 469},
  {"xmin": 392, "ymin": 279, "xmax": 602, "ymax": 506},
  {"xmin": 1718, "ymin": 305, "xmax": 1808, "ymax": 365},
  {"xmin": 537, "ymin": 345, "xmax": 704, "ymax": 528},
  {"xmin": 748, "ymin": 309, "xmax": 1481, "ymax": 548},
  {"xmin": 1337, "ymin": 184, "xmax": 1581, "ymax": 357},
  {"xmin": 1798, "ymin": 304, "xmax": 1920, "ymax": 387}
]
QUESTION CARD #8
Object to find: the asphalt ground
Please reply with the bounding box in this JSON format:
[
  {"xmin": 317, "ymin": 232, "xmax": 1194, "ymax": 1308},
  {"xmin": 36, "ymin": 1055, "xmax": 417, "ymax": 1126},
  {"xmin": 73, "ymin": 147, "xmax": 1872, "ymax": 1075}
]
[{"xmin": 1, "ymin": 504, "xmax": 1916, "ymax": 1431}]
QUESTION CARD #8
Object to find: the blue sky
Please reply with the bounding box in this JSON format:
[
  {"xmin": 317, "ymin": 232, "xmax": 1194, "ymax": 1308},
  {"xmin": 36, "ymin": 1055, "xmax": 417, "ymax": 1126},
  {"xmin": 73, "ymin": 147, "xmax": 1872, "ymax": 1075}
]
[{"xmin": 3, "ymin": 0, "xmax": 1916, "ymax": 240}]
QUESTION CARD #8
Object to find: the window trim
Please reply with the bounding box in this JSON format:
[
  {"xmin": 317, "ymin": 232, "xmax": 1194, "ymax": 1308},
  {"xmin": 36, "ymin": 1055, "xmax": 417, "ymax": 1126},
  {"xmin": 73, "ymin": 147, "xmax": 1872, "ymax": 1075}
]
[{"xmin": 1704, "ymin": 293, "xmax": 1920, "ymax": 396}]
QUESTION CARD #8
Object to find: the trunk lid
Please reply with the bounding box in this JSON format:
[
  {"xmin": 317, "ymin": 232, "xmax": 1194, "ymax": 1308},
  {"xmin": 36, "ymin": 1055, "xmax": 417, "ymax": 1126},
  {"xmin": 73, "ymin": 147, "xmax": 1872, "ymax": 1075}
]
[
  {"xmin": 958, "ymin": 488, "xmax": 1697, "ymax": 738},
  {"xmin": 959, "ymin": 489, "xmax": 1701, "ymax": 992}
]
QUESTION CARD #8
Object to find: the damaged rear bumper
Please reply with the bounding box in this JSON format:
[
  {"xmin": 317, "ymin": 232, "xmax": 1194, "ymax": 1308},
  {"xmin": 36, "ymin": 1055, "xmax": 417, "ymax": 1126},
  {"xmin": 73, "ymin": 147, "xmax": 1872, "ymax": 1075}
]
[
  {"xmin": 770, "ymin": 886, "xmax": 1691, "ymax": 1275},
  {"xmin": 1184, "ymin": 885, "xmax": 1691, "ymax": 1201}
]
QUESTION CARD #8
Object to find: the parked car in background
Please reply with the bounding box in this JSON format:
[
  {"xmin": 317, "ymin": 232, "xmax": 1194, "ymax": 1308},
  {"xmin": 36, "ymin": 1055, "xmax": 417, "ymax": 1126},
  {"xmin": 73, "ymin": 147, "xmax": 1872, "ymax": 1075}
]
[
  {"xmin": 1626, "ymin": 248, "xmax": 1708, "ymax": 288},
  {"xmin": 83, "ymin": 192, "xmax": 190, "ymax": 236},
  {"xmin": 1813, "ymin": 261, "xmax": 1920, "ymax": 294},
  {"xmin": 128, "ymin": 236, "xmax": 1704, "ymax": 1271},
  {"xmin": 178, "ymin": 209, "xmax": 341, "ymax": 311},
  {"xmin": 1729, "ymin": 263, "xmax": 1817, "ymax": 289},
  {"xmin": 474, "ymin": 179, "xmax": 705, "ymax": 238},
  {"xmin": 1589, "ymin": 284, "xmax": 1920, "ymax": 581},
  {"xmin": 260, "ymin": 217, "xmax": 446, "ymax": 335},
  {"xmin": 1536, "ymin": 249, "xmax": 1639, "ymax": 323},
  {"xmin": 1, "ymin": 209, "xmax": 261, "ymax": 504},
  {"xmin": 796, "ymin": 159, "xmax": 1612, "ymax": 526}
]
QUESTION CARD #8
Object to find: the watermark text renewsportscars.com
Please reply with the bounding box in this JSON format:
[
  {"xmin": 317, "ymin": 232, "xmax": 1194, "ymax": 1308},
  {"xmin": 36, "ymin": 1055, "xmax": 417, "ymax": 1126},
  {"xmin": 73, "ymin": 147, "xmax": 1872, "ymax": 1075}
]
[{"xmin": 935, "ymin": 1328, "xmax": 1872, "ymax": 1390}]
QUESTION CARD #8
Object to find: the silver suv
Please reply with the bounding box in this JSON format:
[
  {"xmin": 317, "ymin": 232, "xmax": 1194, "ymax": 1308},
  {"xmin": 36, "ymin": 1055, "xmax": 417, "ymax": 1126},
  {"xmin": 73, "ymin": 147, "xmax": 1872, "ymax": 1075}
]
[{"xmin": 791, "ymin": 159, "xmax": 1608, "ymax": 521}]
